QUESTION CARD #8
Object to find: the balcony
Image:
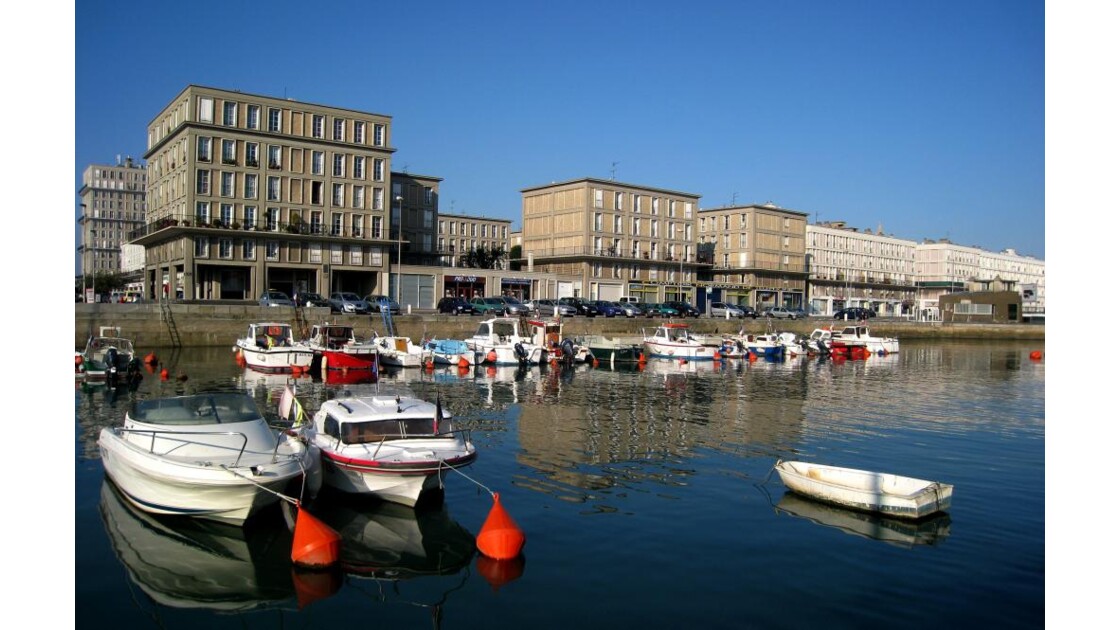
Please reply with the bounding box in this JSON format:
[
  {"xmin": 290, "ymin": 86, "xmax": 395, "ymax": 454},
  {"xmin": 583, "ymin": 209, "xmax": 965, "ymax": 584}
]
[
  {"xmin": 514, "ymin": 245, "xmax": 708, "ymax": 266},
  {"xmin": 126, "ymin": 213, "xmax": 398, "ymax": 246},
  {"xmin": 246, "ymin": 158, "xmax": 259, "ymax": 168}
]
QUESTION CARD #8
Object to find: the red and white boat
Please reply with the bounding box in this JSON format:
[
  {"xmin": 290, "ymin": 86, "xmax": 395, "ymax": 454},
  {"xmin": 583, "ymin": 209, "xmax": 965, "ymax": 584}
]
[
  {"xmin": 299, "ymin": 393, "xmax": 477, "ymax": 506},
  {"xmin": 307, "ymin": 323, "xmax": 379, "ymax": 370},
  {"xmin": 829, "ymin": 325, "xmax": 900, "ymax": 356},
  {"xmin": 233, "ymin": 323, "xmax": 314, "ymax": 372}
]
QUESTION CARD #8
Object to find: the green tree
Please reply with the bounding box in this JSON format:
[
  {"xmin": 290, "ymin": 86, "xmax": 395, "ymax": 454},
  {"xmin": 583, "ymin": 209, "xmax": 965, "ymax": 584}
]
[
  {"xmin": 509, "ymin": 245, "xmax": 522, "ymax": 271},
  {"xmin": 459, "ymin": 245, "xmax": 507, "ymax": 269},
  {"xmin": 76, "ymin": 271, "xmax": 127, "ymax": 297}
]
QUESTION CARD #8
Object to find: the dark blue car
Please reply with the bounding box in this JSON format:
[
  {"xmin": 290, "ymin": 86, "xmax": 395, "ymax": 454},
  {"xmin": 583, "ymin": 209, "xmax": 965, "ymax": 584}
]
[{"xmin": 593, "ymin": 300, "xmax": 624, "ymax": 317}]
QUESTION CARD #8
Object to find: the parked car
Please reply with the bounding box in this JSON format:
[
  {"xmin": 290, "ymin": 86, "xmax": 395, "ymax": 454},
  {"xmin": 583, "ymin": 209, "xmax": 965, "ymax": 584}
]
[
  {"xmin": 665, "ymin": 301, "xmax": 700, "ymax": 318},
  {"xmin": 740, "ymin": 305, "xmax": 760, "ymax": 319},
  {"xmin": 532, "ymin": 298, "xmax": 577, "ymax": 317},
  {"xmin": 788, "ymin": 307, "xmax": 809, "ymax": 319},
  {"xmin": 646, "ymin": 303, "xmax": 680, "ymax": 318},
  {"xmin": 293, "ymin": 291, "xmax": 330, "ymax": 308},
  {"xmin": 471, "ymin": 297, "xmax": 508, "ymax": 315},
  {"xmin": 764, "ymin": 306, "xmax": 798, "ymax": 320},
  {"xmin": 834, "ymin": 307, "xmax": 875, "ymax": 320},
  {"xmin": 496, "ymin": 296, "xmax": 532, "ymax": 315},
  {"xmin": 617, "ymin": 301, "xmax": 643, "ymax": 318},
  {"xmin": 559, "ymin": 297, "xmax": 599, "ymax": 317},
  {"xmin": 437, "ymin": 297, "xmax": 479, "ymax": 315},
  {"xmin": 365, "ymin": 294, "xmax": 401, "ymax": 314},
  {"xmin": 259, "ymin": 290, "xmax": 295, "ymax": 308},
  {"xmin": 709, "ymin": 302, "xmax": 746, "ymax": 318},
  {"xmin": 593, "ymin": 300, "xmax": 624, "ymax": 317},
  {"xmin": 329, "ymin": 292, "xmax": 371, "ymax": 314}
]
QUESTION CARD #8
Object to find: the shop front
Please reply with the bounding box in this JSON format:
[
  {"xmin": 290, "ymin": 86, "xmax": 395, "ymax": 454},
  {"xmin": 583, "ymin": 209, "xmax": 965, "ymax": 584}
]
[
  {"xmin": 627, "ymin": 282, "xmax": 660, "ymax": 304},
  {"xmin": 500, "ymin": 277, "xmax": 532, "ymax": 301},
  {"xmin": 443, "ymin": 274, "xmax": 487, "ymax": 299}
]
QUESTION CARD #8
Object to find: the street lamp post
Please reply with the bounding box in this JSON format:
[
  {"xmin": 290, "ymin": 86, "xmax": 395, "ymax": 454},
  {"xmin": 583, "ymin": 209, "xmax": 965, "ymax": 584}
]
[{"xmin": 394, "ymin": 195, "xmax": 403, "ymax": 306}]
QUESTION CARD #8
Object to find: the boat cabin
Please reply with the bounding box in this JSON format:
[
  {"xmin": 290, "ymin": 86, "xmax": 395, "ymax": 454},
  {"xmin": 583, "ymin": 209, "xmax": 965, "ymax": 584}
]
[
  {"xmin": 314, "ymin": 397, "xmax": 454, "ymax": 445},
  {"xmin": 652, "ymin": 323, "xmax": 694, "ymax": 343},
  {"xmin": 472, "ymin": 318, "xmax": 527, "ymax": 344},
  {"xmin": 247, "ymin": 323, "xmax": 295, "ymax": 349},
  {"xmin": 309, "ymin": 324, "xmax": 358, "ymax": 349}
]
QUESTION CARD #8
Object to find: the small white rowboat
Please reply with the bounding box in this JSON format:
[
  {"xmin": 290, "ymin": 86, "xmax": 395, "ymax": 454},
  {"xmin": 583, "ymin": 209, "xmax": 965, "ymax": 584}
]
[{"xmin": 774, "ymin": 459, "xmax": 953, "ymax": 520}]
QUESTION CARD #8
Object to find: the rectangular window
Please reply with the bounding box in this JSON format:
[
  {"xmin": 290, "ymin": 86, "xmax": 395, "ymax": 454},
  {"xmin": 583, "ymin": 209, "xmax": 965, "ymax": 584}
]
[
  {"xmin": 312, "ymin": 115, "xmax": 324, "ymax": 138},
  {"xmin": 354, "ymin": 121, "xmax": 366, "ymax": 144},
  {"xmin": 353, "ymin": 185, "xmax": 365, "ymax": 208},
  {"xmin": 220, "ymin": 203, "xmax": 233, "ymax": 226},
  {"xmin": 332, "ymin": 183, "xmax": 344, "ymax": 207},
  {"xmin": 242, "ymin": 240, "xmax": 255, "ymax": 259},
  {"xmin": 311, "ymin": 181, "xmax": 323, "ymax": 205},
  {"xmin": 373, "ymin": 158, "xmax": 384, "ymax": 181},
  {"xmin": 221, "ymin": 139, "xmax": 236, "ymax": 164},
  {"xmin": 614, "ymin": 215, "xmax": 623, "ymax": 234},
  {"xmin": 195, "ymin": 236, "xmax": 209, "ymax": 257},
  {"xmin": 266, "ymin": 241, "xmax": 279, "ymax": 260},
  {"xmin": 652, "ymin": 220, "xmax": 659, "ymax": 238},
  {"xmin": 197, "ymin": 137, "xmax": 211, "ymax": 162},
  {"xmin": 220, "ymin": 171, "xmax": 234, "ymax": 197},
  {"xmin": 222, "ymin": 101, "xmax": 237, "ymax": 126},
  {"xmin": 331, "ymin": 213, "xmax": 343, "ymax": 236},
  {"xmin": 670, "ymin": 200, "xmax": 677, "ymax": 217},
  {"xmin": 266, "ymin": 207, "xmax": 279, "ymax": 231},
  {"xmin": 353, "ymin": 156, "xmax": 365, "ymax": 179},
  {"xmin": 245, "ymin": 142, "xmax": 258, "ymax": 167},
  {"xmin": 333, "ymin": 154, "xmax": 345, "ymax": 177},
  {"xmin": 247, "ymin": 105, "xmax": 260, "ymax": 130},
  {"xmin": 374, "ymin": 124, "xmax": 385, "ymax": 146},
  {"xmin": 594, "ymin": 189, "xmax": 603, "ymax": 208},
  {"xmin": 267, "ymin": 176, "xmax": 280, "ymax": 201},
  {"xmin": 244, "ymin": 206, "xmax": 256, "ymax": 228},
  {"xmin": 267, "ymin": 108, "xmax": 281, "ymax": 132},
  {"xmin": 651, "ymin": 198, "xmax": 660, "ymax": 215},
  {"xmin": 424, "ymin": 187, "xmax": 433, "ymax": 204},
  {"xmin": 632, "ymin": 195, "xmax": 641, "ymax": 213},
  {"xmin": 372, "ymin": 216, "xmax": 382, "ymax": 239},
  {"xmin": 351, "ymin": 215, "xmax": 362, "ymax": 237},
  {"xmin": 311, "ymin": 151, "xmax": 324, "ymax": 175},
  {"xmin": 374, "ymin": 188, "xmax": 384, "ymax": 210},
  {"xmin": 333, "ymin": 118, "xmax": 345, "ymax": 141},
  {"xmin": 614, "ymin": 192, "xmax": 623, "ymax": 210},
  {"xmin": 196, "ymin": 201, "xmax": 210, "ymax": 224},
  {"xmin": 268, "ymin": 145, "xmax": 281, "ymax": 169},
  {"xmin": 310, "ymin": 210, "xmax": 323, "ymax": 234},
  {"xmin": 198, "ymin": 97, "xmax": 213, "ymax": 123},
  {"xmin": 244, "ymin": 173, "xmax": 257, "ymax": 199},
  {"xmin": 196, "ymin": 169, "xmax": 210, "ymax": 194}
]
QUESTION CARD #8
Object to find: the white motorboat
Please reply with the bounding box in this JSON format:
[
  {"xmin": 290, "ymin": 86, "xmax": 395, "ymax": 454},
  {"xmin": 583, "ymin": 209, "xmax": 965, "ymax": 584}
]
[
  {"xmin": 735, "ymin": 332, "xmax": 784, "ymax": 359},
  {"xmin": 829, "ymin": 325, "xmax": 900, "ymax": 354},
  {"xmin": 98, "ymin": 393, "xmax": 322, "ymax": 525},
  {"xmin": 466, "ymin": 317, "xmax": 544, "ymax": 365},
  {"xmin": 527, "ymin": 318, "xmax": 593, "ymax": 364},
  {"xmin": 233, "ymin": 322, "xmax": 314, "ymax": 372},
  {"xmin": 806, "ymin": 328, "xmax": 835, "ymax": 355},
  {"xmin": 300, "ymin": 393, "xmax": 478, "ymax": 506},
  {"xmin": 373, "ymin": 335, "xmax": 425, "ymax": 368},
  {"xmin": 421, "ymin": 339, "xmax": 475, "ymax": 366},
  {"xmin": 774, "ymin": 459, "xmax": 953, "ymax": 520},
  {"xmin": 642, "ymin": 322, "xmax": 714, "ymax": 361},
  {"xmin": 81, "ymin": 327, "xmax": 138, "ymax": 385}
]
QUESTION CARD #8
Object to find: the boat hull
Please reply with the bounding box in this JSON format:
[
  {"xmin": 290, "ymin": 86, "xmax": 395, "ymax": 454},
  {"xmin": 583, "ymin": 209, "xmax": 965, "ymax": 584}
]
[
  {"xmin": 774, "ymin": 460, "xmax": 952, "ymax": 520},
  {"xmin": 588, "ymin": 344, "xmax": 645, "ymax": 363},
  {"xmin": 235, "ymin": 341, "xmax": 314, "ymax": 372},
  {"xmin": 641, "ymin": 340, "xmax": 713, "ymax": 361},
  {"xmin": 320, "ymin": 350, "xmax": 375, "ymax": 370},
  {"xmin": 319, "ymin": 449, "xmax": 478, "ymax": 507}
]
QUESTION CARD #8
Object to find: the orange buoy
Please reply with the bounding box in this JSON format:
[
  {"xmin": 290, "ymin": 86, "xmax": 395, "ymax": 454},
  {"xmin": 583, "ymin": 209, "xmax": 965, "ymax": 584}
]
[
  {"xmin": 486, "ymin": 350, "xmax": 498, "ymax": 363},
  {"xmin": 748, "ymin": 352, "xmax": 757, "ymax": 362},
  {"xmin": 291, "ymin": 365, "xmax": 302, "ymax": 375},
  {"xmin": 679, "ymin": 358, "xmax": 687, "ymax": 365},
  {"xmin": 1029, "ymin": 350, "xmax": 1042, "ymax": 361},
  {"xmin": 75, "ymin": 354, "xmax": 83, "ymax": 366},
  {"xmin": 476, "ymin": 554, "xmax": 526, "ymax": 591},
  {"xmin": 476, "ymin": 493, "xmax": 525, "ymax": 560},
  {"xmin": 637, "ymin": 352, "xmax": 646, "ymax": 364},
  {"xmin": 144, "ymin": 352, "xmax": 158, "ymax": 365},
  {"xmin": 592, "ymin": 358, "xmax": 600, "ymax": 368},
  {"xmin": 458, "ymin": 356, "xmax": 470, "ymax": 368},
  {"xmin": 425, "ymin": 358, "xmax": 434, "ymax": 370},
  {"xmin": 290, "ymin": 566, "xmax": 343, "ymax": 609},
  {"xmin": 291, "ymin": 505, "xmax": 341, "ymax": 569},
  {"xmin": 160, "ymin": 368, "xmax": 169, "ymax": 380}
]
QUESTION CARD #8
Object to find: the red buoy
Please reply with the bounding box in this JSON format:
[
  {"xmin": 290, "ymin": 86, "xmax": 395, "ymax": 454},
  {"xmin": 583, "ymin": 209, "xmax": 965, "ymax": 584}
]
[
  {"xmin": 486, "ymin": 350, "xmax": 498, "ymax": 363},
  {"xmin": 637, "ymin": 352, "xmax": 646, "ymax": 364},
  {"xmin": 458, "ymin": 356, "xmax": 470, "ymax": 368},
  {"xmin": 476, "ymin": 493, "xmax": 525, "ymax": 560},
  {"xmin": 144, "ymin": 352, "xmax": 158, "ymax": 365},
  {"xmin": 160, "ymin": 368, "xmax": 169, "ymax": 380},
  {"xmin": 1029, "ymin": 350, "xmax": 1042, "ymax": 361},
  {"xmin": 291, "ymin": 506, "xmax": 341, "ymax": 569}
]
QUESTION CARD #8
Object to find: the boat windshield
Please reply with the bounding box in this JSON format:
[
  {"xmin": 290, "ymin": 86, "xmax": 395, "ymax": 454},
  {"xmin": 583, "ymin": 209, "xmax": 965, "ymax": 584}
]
[
  {"xmin": 130, "ymin": 393, "xmax": 262, "ymax": 425},
  {"xmin": 336, "ymin": 416, "xmax": 452, "ymax": 444}
]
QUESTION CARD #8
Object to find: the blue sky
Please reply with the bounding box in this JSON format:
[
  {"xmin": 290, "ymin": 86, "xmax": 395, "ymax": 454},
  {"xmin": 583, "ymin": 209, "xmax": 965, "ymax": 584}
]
[{"xmin": 69, "ymin": 0, "xmax": 1044, "ymax": 271}]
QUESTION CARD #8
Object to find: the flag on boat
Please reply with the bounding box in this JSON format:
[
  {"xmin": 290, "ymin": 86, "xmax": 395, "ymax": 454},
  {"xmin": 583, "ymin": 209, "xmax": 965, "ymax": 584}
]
[{"xmin": 280, "ymin": 385, "xmax": 306, "ymax": 427}]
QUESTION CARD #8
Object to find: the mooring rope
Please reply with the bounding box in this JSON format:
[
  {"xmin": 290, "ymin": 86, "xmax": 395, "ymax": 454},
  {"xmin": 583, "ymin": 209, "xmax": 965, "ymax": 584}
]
[
  {"xmin": 221, "ymin": 464, "xmax": 301, "ymax": 506},
  {"xmin": 438, "ymin": 459, "xmax": 494, "ymax": 497}
]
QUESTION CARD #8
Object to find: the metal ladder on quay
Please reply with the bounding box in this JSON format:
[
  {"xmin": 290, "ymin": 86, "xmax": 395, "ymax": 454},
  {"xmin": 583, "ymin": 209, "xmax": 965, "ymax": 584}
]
[
  {"xmin": 159, "ymin": 296, "xmax": 182, "ymax": 348},
  {"xmin": 292, "ymin": 305, "xmax": 310, "ymax": 340}
]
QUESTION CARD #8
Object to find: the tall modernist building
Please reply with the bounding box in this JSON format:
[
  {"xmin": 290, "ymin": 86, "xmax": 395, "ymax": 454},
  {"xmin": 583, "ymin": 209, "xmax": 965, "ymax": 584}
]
[
  {"xmin": 132, "ymin": 85, "xmax": 396, "ymax": 301},
  {"xmin": 696, "ymin": 203, "xmax": 809, "ymax": 310},
  {"xmin": 390, "ymin": 171, "xmax": 441, "ymax": 266},
  {"xmin": 805, "ymin": 221, "xmax": 918, "ymax": 316},
  {"xmin": 519, "ymin": 178, "xmax": 702, "ymax": 302},
  {"xmin": 915, "ymin": 240, "xmax": 1045, "ymax": 313},
  {"xmin": 77, "ymin": 157, "xmax": 147, "ymax": 277}
]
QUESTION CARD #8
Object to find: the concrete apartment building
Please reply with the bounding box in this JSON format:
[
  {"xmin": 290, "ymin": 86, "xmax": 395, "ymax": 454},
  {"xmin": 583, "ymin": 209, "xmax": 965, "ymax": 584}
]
[
  {"xmin": 132, "ymin": 85, "xmax": 397, "ymax": 301},
  {"xmin": 391, "ymin": 171, "xmax": 441, "ymax": 265},
  {"xmin": 519, "ymin": 178, "xmax": 702, "ymax": 302},
  {"xmin": 696, "ymin": 203, "xmax": 809, "ymax": 311},
  {"xmin": 915, "ymin": 240, "xmax": 1045, "ymax": 316},
  {"xmin": 77, "ymin": 157, "xmax": 147, "ymax": 277},
  {"xmin": 436, "ymin": 212, "xmax": 515, "ymax": 298},
  {"xmin": 805, "ymin": 222, "xmax": 918, "ymax": 316}
]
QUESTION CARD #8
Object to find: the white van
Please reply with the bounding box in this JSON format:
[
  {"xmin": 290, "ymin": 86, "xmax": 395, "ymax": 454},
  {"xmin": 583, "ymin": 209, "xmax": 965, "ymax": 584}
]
[{"xmin": 619, "ymin": 296, "xmax": 640, "ymax": 305}]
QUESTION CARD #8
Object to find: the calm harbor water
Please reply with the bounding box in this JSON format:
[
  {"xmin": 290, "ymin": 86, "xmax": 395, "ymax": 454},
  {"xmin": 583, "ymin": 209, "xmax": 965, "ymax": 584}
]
[{"xmin": 74, "ymin": 339, "xmax": 1045, "ymax": 629}]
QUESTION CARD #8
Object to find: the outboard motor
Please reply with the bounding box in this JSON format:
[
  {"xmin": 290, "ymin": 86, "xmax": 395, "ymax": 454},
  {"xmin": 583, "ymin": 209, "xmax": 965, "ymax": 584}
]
[
  {"xmin": 104, "ymin": 347, "xmax": 119, "ymax": 388},
  {"xmin": 560, "ymin": 339, "xmax": 575, "ymax": 366},
  {"xmin": 514, "ymin": 342, "xmax": 528, "ymax": 365},
  {"xmin": 125, "ymin": 357, "xmax": 143, "ymax": 390}
]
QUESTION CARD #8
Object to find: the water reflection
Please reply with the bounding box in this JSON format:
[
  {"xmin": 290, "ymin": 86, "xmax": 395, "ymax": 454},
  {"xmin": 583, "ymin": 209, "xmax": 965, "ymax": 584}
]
[
  {"xmin": 774, "ymin": 491, "xmax": 952, "ymax": 548},
  {"xmin": 99, "ymin": 479, "xmax": 296, "ymax": 612}
]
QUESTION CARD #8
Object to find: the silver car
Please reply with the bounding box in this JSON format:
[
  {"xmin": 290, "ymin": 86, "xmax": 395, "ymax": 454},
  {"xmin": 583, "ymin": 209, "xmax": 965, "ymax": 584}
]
[
  {"xmin": 329, "ymin": 292, "xmax": 371, "ymax": 314},
  {"xmin": 709, "ymin": 302, "xmax": 746, "ymax": 318},
  {"xmin": 616, "ymin": 301, "xmax": 642, "ymax": 318},
  {"xmin": 258, "ymin": 290, "xmax": 294, "ymax": 307},
  {"xmin": 533, "ymin": 298, "xmax": 577, "ymax": 317}
]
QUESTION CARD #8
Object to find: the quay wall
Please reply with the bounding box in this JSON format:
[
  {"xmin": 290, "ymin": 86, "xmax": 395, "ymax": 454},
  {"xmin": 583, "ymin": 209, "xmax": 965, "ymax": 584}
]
[{"xmin": 76, "ymin": 304, "xmax": 1045, "ymax": 350}]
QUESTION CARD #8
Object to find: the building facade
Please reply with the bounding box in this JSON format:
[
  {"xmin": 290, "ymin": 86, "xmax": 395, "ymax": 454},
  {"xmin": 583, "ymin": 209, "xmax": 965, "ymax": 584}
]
[
  {"xmin": 520, "ymin": 178, "xmax": 702, "ymax": 302},
  {"xmin": 77, "ymin": 157, "xmax": 147, "ymax": 277},
  {"xmin": 132, "ymin": 85, "xmax": 396, "ymax": 301},
  {"xmin": 390, "ymin": 172, "xmax": 441, "ymax": 265},
  {"xmin": 915, "ymin": 240, "xmax": 1045, "ymax": 316},
  {"xmin": 805, "ymin": 222, "xmax": 918, "ymax": 316},
  {"xmin": 696, "ymin": 203, "xmax": 809, "ymax": 311},
  {"xmin": 436, "ymin": 212, "xmax": 514, "ymax": 297}
]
